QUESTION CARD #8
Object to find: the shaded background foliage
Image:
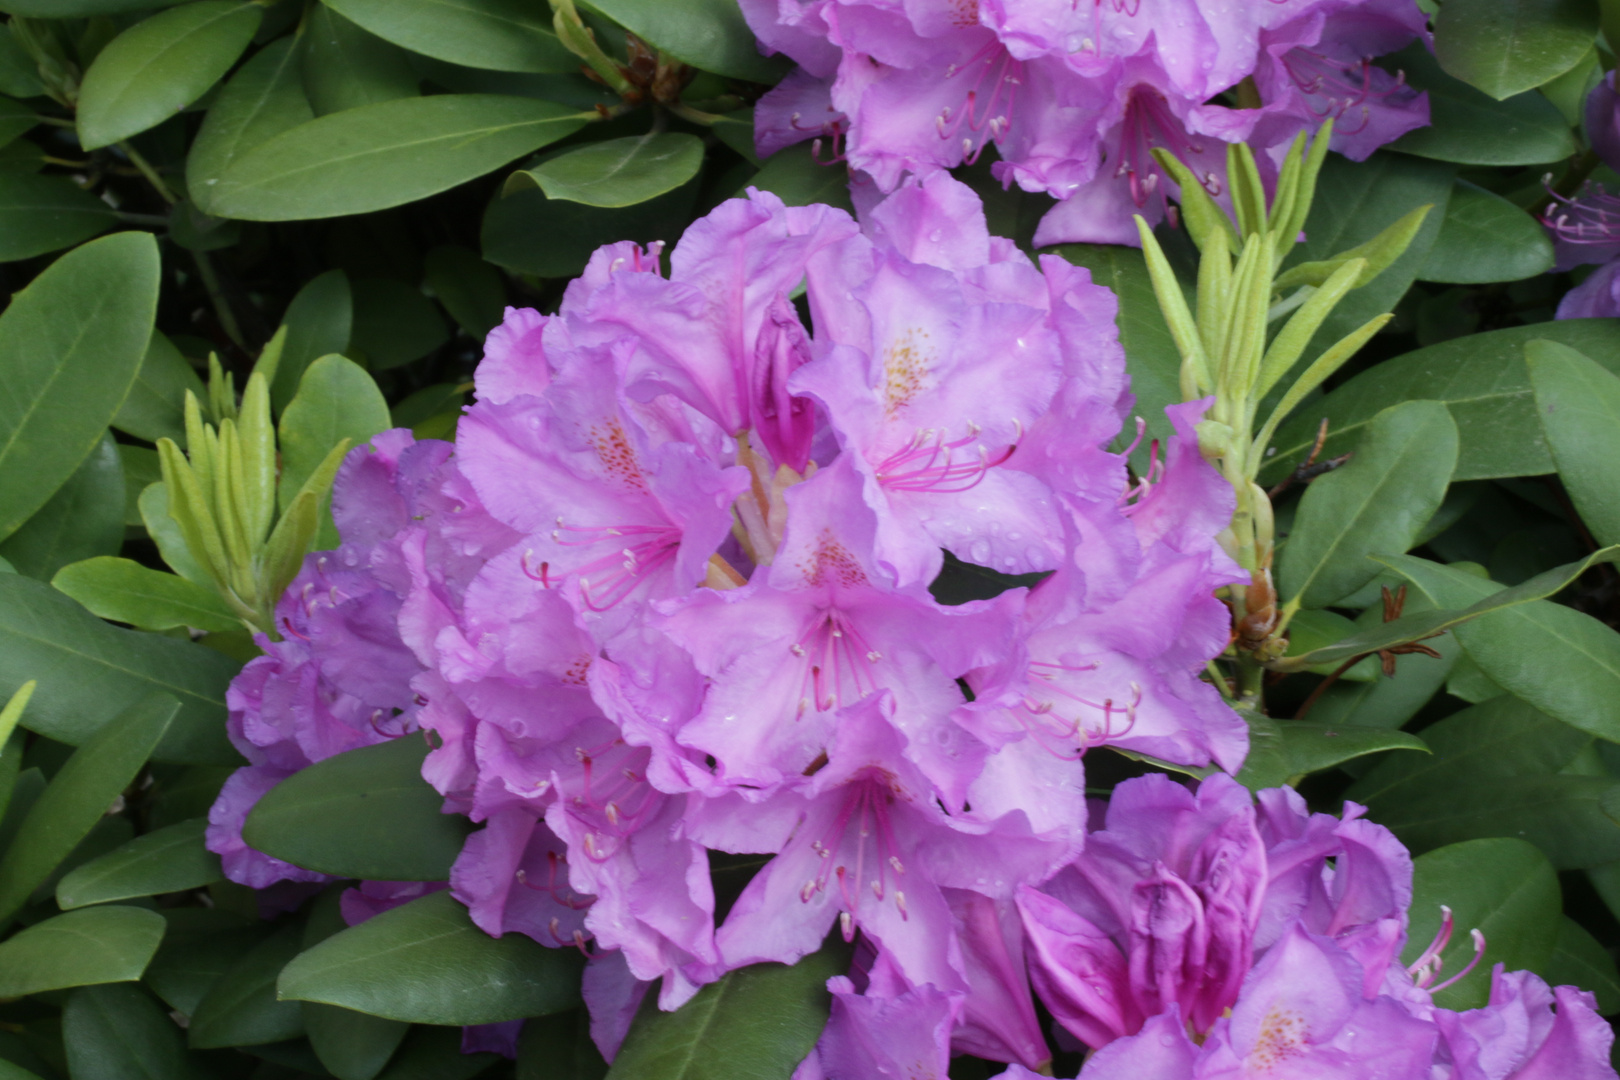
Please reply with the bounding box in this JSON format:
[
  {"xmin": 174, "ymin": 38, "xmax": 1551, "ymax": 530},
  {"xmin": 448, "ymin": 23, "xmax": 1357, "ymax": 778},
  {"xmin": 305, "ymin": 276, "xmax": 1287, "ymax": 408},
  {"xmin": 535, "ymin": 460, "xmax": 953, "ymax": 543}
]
[{"xmin": 5, "ymin": 0, "xmax": 1620, "ymax": 1077}]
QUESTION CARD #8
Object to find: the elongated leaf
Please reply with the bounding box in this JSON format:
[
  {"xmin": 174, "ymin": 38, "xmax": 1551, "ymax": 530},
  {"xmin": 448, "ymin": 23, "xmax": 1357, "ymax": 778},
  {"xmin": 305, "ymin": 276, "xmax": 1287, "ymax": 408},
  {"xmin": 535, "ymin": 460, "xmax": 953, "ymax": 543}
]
[
  {"xmin": 0, "ymin": 693, "xmax": 177, "ymax": 922},
  {"xmin": 0, "ymin": 433, "xmax": 124, "ymax": 581},
  {"xmin": 325, "ymin": 0, "xmax": 575, "ymax": 74},
  {"xmin": 0, "ymin": 92, "xmax": 34, "ymax": 146},
  {"xmin": 188, "ymin": 924, "xmax": 306, "ymax": 1049},
  {"xmin": 301, "ymin": 3, "xmax": 419, "ymax": 117},
  {"xmin": 0, "ymin": 171, "xmax": 116, "ymax": 261},
  {"xmin": 1526, "ymin": 339, "xmax": 1620, "ymax": 546},
  {"xmin": 113, "ymin": 331, "xmax": 207, "ymax": 444},
  {"xmin": 1233, "ymin": 716, "xmax": 1428, "ymax": 791},
  {"xmin": 57, "ymin": 818, "xmax": 222, "ymax": 909},
  {"xmin": 1544, "ymin": 917, "xmax": 1620, "ymax": 1014},
  {"xmin": 0, "ymin": 231, "xmax": 157, "ymax": 542},
  {"xmin": 138, "ymin": 482, "xmax": 211, "ymax": 586},
  {"xmin": 64, "ymin": 983, "xmax": 192, "ymax": 1080},
  {"xmin": 1386, "ymin": 43, "xmax": 1578, "ymax": 165},
  {"xmin": 424, "ymin": 246, "xmax": 506, "ymax": 339},
  {"xmin": 0, "ymin": 0, "xmax": 185, "ymax": 11},
  {"xmin": 349, "ymin": 279, "xmax": 450, "ymax": 371},
  {"xmin": 513, "ymin": 133, "xmax": 705, "ymax": 208},
  {"xmin": 76, "ymin": 1, "xmax": 263, "ymax": 150},
  {"xmin": 517, "ymin": 1008, "xmax": 607, "ymax": 1080},
  {"xmin": 483, "ymin": 176, "xmax": 699, "ymax": 279},
  {"xmin": 278, "ymin": 354, "xmax": 391, "ymax": 510},
  {"xmin": 143, "ymin": 909, "xmax": 270, "ymax": 1015},
  {"xmin": 1283, "ymin": 609, "xmax": 1377, "ymax": 679},
  {"xmin": 1416, "ymin": 180, "xmax": 1554, "ymax": 284},
  {"xmin": 580, "ymin": 0, "xmax": 787, "ymax": 82},
  {"xmin": 1434, "ymin": 0, "xmax": 1598, "ymax": 100},
  {"xmin": 0, "ymin": 906, "xmax": 166, "ymax": 996},
  {"xmin": 52, "ymin": 556, "xmax": 241, "ymax": 633},
  {"xmin": 0, "ymin": 574, "xmax": 239, "ymax": 764},
  {"xmin": 1404, "ymin": 838, "xmax": 1561, "ymax": 1009},
  {"xmin": 1278, "ymin": 401, "xmax": 1458, "ymax": 609},
  {"xmin": 206, "ymin": 94, "xmax": 588, "ymax": 221},
  {"xmin": 606, "ymin": 944, "xmax": 847, "ymax": 1079},
  {"xmin": 304, "ymin": 1001, "xmax": 408, "ymax": 1080},
  {"xmin": 377, "ymin": 1025, "xmax": 499, "ymax": 1080},
  {"xmin": 1386, "ymin": 554, "xmax": 1620, "ymax": 741},
  {"xmin": 244, "ymin": 737, "xmax": 474, "ymax": 882},
  {"xmin": 278, "ymin": 891, "xmax": 583, "ymax": 1025},
  {"xmin": 1260, "ymin": 319, "xmax": 1620, "ymax": 485},
  {"xmin": 271, "ymin": 269, "xmax": 352, "ymax": 413},
  {"xmin": 187, "ymin": 36, "xmax": 312, "ymax": 210}
]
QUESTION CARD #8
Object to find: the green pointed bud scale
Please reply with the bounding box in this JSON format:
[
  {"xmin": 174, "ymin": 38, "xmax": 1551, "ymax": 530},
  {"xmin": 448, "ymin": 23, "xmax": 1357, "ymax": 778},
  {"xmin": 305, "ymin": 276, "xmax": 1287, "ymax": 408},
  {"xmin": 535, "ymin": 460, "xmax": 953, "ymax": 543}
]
[
  {"xmin": 1253, "ymin": 312, "xmax": 1393, "ymax": 461},
  {"xmin": 1150, "ymin": 149, "xmax": 1238, "ymax": 253},
  {"xmin": 253, "ymin": 325, "xmax": 288, "ymax": 397},
  {"xmin": 1274, "ymin": 119, "xmax": 1335, "ymax": 267},
  {"xmin": 1257, "ymin": 258, "xmax": 1367, "ymax": 399},
  {"xmin": 1195, "ymin": 225, "xmax": 1233, "ymax": 362},
  {"xmin": 1226, "ymin": 143, "xmax": 1268, "ymax": 242},
  {"xmin": 1134, "ymin": 216, "xmax": 1213, "ymax": 398},
  {"xmin": 155, "ymin": 437, "xmax": 230, "ymax": 590},
  {"xmin": 261, "ymin": 488, "xmax": 320, "ymax": 633},
  {"xmin": 207, "ymin": 353, "xmax": 237, "ymax": 424},
  {"xmin": 236, "ymin": 373, "xmax": 277, "ymax": 547},
  {"xmin": 182, "ymin": 391, "xmax": 215, "ymax": 495},
  {"xmin": 1196, "ymin": 419, "xmax": 1235, "ymax": 460},
  {"xmin": 1273, "ymin": 203, "xmax": 1431, "ymax": 292}
]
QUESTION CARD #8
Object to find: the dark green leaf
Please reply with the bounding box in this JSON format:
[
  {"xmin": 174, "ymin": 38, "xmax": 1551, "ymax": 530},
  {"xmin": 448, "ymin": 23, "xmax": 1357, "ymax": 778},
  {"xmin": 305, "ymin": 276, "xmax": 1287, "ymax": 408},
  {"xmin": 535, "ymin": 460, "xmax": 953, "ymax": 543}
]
[
  {"xmin": 1543, "ymin": 916, "xmax": 1620, "ymax": 1014},
  {"xmin": 243, "ymin": 737, "xmax": 474, "ymax": 882},
  {"xmin": 606, "ymin": 943, "xmax": 846, "ymax": 1080},
  {"xmin": 303, "ymin": 1003, "xmax": 408, "ymax": 1080},
  {"xmin": 301, "ymin": 3, "xmax": 419, "ymax": 117},
  {"xmin": 277, "ymin": 353, "xmax": 390, "ymax": 537},
  {"xmin": 1307, "ymin": 631, "xmax": 1459, "ymax": 732},
  {"xmin": 1404, "ymin": 838, "xmax": 1562, "ymax": 1009},
  {"xmin": 1434, "ymin": 0, "xmax": 1598, "ymax": 100},
  {"xmin": 0, "ymin": 693, "xmax": 177, "ymax": 923},
  {"xmin": 423, "ymin": 246, "xmax": 506, "ymax": 339},
  {"xmin": 374, "ymin": 1025, "xmax": 499, "ymax": 1080},
  {"xmin": 113, "ymin": 331, "xmax": 207, "ymax": 445},
  {"xmin": 51, "ymin": 557, "xmax": 241, "ymax": 633},
  {"xmin": 0, "ymin": 0, "xmax": 185, "ymax": 12},
  {"xmin": 349, "ymin": 279, "xmax": 450, "ymax": 371},
  {"xmin": 0, "ymin": 26, "xmax": 43, "ymax": 98},
  {"xmin": 1283, "ymin": 609, "xmax": 1378, "ymax": 679},
  {"xmin": 138, "ymin": 482, "xmax": 212, "ymax": 586},
  {"xmin": 1278, "ymin": 401, "xmax": 1458, "ymax": 609},
  {"xmin": 119, "ymin": 447, "xmax": 160, "ymax": 527},
  {"xmin": 57, "ymin": 817, "xmax": 222, "ymax": 909},
  {"xmin": 76, "ymin": 1, "xmax": 263, "ymax": 150},
  {"xmin": 0, "ymin": 171, "xmax": 116, "ymax": 262},
  {"xmin": 1232, "ymin": 715, "xmax": 1428, "ymax": 791},
  {"xmin": 326, "ymin": 0, "xmax": 576, "ymax": 74},
  {"xmin": 512, "ymin": 132, "xmax": 704, "ymax": 208},
  {"xmin": 143, "ymin": 909, "xmax": 269, "ymax": 1016},
  {"xmin": 1386, "ymin": 43, "xmax": 1579, "ymax": 165},
  {"xmin": 579, "ymin": 0, "xmax": 788, "ymax": 82},
  {"xmin": 1260, "ymin": 320, "xmax": 1620, "ymax": 485},
  {"xmin": 186, "ymin": 36, "xmax": 312, "ymax": 211},
  {"xmin": 1526, "ymin": 339, "xmax": 1620, "ymax": 546},
  {"xmin": 482, "ymin": 176, "xmax": 698, "ymax": 278},
  {"xmin": 0, "ymin": 906, "xmax": 166, "ymax": 997},
  {"xmin": 1417, "ymin": 179, "xmax": 1554, "ymax": 284},
  {"xmin": 206, "ymin": 94, "xmax": 588, "ymax": 221},
  {"xmin": 0, "ymin": 573, "xmax": 240, "ymax": 764},
  {"xmin": 271, "ymin": 269, "xmax": 352, "ymax": 414},
  {"xmin": 0, "ymin": 768, "xmax": 43, "ymax": 856},
  {"xmin": 0, "ymin": 94, "xmax": 34, "ymax": 147},
  {"xmin": 188, "ymin": 924, "xmax": 306, "ymax": 1049},
  {"xmin": 278, "ymin": 891, "xmax": 583, "ymax": 1025},
  {"xmin": 63, "ymin": 982, "xmax": 191, "ymax": 1080},
  {"xmin": 517, "ymin": 1009, "xmax": 606, "ymax": 1080},
  {"xmin": 743, "ymin": 142, "xmax": 853, "ymax": 214},
  {"xmin": 0, "ymin": 433, "xmax": 124, "ymax": 582},
  {"xmin": 0, "ymin": 231, "xmax": 157, "ymax": 541}
]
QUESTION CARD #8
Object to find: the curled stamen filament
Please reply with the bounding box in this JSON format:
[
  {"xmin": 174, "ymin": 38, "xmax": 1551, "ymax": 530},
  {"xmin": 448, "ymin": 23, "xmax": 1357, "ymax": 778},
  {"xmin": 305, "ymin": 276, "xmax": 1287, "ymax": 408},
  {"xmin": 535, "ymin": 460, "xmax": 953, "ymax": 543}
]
[
  {"xmin": 1019, "ymin": 663, "xmax": 1143, "ymax": 758},
  {"xmin": 801, "ymin": 776, "xmax": 910, "ymax": 938},
  {"xmin": 876, "ymin": 423, "xmax": 1018, "ymax": 494},
  {"xmin": 550, "ymin": 521, "xmax": 681, "ymax": 611},
  {"xmin": 793, "ymin": 611, "xmax": 884, "ymax": 716}
]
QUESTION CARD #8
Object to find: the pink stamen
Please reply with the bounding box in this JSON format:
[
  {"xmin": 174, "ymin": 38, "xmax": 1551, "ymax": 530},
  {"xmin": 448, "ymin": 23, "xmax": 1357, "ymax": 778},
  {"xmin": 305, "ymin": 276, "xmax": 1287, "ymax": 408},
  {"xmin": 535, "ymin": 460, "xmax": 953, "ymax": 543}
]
[
  {"xmin": 1431, "ymin": 929, "xmax": 1487, "ymax": 993},
  {"xmin": 1018, "ymin": 662, "xmax": 1143, "ymax": 758},
  {"xmin": 875, "ymin": 424, "xmax": 1019, "ymax": 494},
  {"xmin": 802, "ymin": 773, "xmax": 910, "ymax": 936},
  {"xmin": 791, "ymin": 611, "xmax": 884, "ymax": 717}
]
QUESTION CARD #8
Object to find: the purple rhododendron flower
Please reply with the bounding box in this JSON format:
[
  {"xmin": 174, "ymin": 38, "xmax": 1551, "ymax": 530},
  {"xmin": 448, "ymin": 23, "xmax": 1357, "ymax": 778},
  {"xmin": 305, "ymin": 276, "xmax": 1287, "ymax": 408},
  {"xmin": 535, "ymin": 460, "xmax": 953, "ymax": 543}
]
[{"xmin": 1545, "ymin": 73, "xmax": 1620, "ymax": 315}]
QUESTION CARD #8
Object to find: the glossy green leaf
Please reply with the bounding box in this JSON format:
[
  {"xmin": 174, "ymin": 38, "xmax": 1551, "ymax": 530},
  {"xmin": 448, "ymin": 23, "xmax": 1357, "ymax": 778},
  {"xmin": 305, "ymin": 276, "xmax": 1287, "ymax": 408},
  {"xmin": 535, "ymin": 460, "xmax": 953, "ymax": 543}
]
[
  {"xmin": 1387, "ymin": 554, "xmax": 1620, "ymax": 741},
  {"xmin": 304, "ymin": 1003, "xmax": 408, "ymax": 1080},
  {"xmin": 0, "ymin": 433, "xmax": 124, "ymax": 582},
  {"xmin": 606, "ymin": 943, "xmax": 847, "ymax": 1080},
  {"xmin": 350, "ymin": 279, "xmax": 451, "ymax": 371},
  {"xmin": 0, "ymin": 231, "xmax": 157, "ymax": 542},
  {"xmin": 1540, "ymin": 43, "xmax": 1602, "ymax": 122},
  {"xmin": 1283, "ymin": 609, "xmax": 1379, "ymax": 679},
  {"xmin": 206, "ymin": 94, "xmax": 588, "ymax": 221},
  {"xmin": 187, "ymin": 36, "xmax": 312, "ymax": 211},
  {"xmin": 301, "ymin": 3, "xmax": 419, "ymax": 117},
  {"xmin": 1417, "ymin": 179, "xmax": 1554, "ymax": 284},
  {"xmin": 0, "ymin": 0, "xmax": 185, "ymax": 12},
  {"xmin": 63, "ymin": 982, "xmax": 192, "ymax": 1080},
  {"xmin": 1308, "ymin": 629, "xmax": 1460, "ymax": 731},
  {"xmin": 244, "ymin": 737, "xmax": 474, "ymax": 882},
  {"xmin": 76, "ymin": 2, "xmax": 263, "ymax": 150},
  {"xmin": 0, "ymin": 906, "xmax": 166, "ymax": 997},
  {"xmin": 279, "ymin": 891, "xmax": 583, "ymax": 1024},
  {"xmin": 57, "ymin": 818, "xmax": 222, "ymax": 910},
  {"xmin": 1232, "ymin": 715, "xmax": 1428, "ymax": 791},
  {"xmin": 579, "ymin": 0, "xmax": 787, "ymax": 82},
  {"xmin": 0, "ymin": 26, "xmax": 42, "ymax": 98},
  {"xmin": 743, "ymin": 141, "xmax": 853, "ymax": 214},
  {"xmin": 0, "ymin": 171, "xmax": 116, "ymax": 262},
  {"xmin": 375, "ymin": 1025, "xmax": 500, "ymax": 1080},
  {"xmin": 0, "ymin": 693, "xmax": 177, "ymax": 923},
  {"xmin": 513, "ymin": 133, "xmax": 704, "ymax": 208},
  {"xmin": 1260, "ymin": 319, "xmax": 1620, "ymax": 485},
  {"xmin": 1386, "ymin": 43, "xmax": 1578, "ymax": 165},
  {"xmin": 1544, "ymin": 916, "xmax": 1620, "ymax": 1014},
  {"xmin": 188, "ymin": 924, "xmax": 306, "ymax": 1049},
  {"xmin": 1404, "ymin": 838, "xmax": 1562, "ymax": 1009},
  {"xmin": 143, "ymin": 909, "xmax": 270, "ymax": 1016},
  {"xmin": 113, "ymin": 332, "xmax": 207, "ymax": 445},
  {"xmin": 1279, "ymin": 401, "xmax": 1458, "ymax": 609},
  {"xmin": 271, "ymin": 269, "xmax": 353, "ymax": 413},
  {"xmin": 1348, "ymin": 695, "xmax": 1620, "ymax": 867},
  {"xmin": 1050, "ymin": 243, "xmax": 1178, "ymax": 474},
  {"xmin": 423, "ymin": 246, "xmax": 506, "ymax": 339},
  {"xmin": 278, "ymin": 354, "xmax": 390, "ymax": 513},
  {"xmin": 138, "ymin": 482, "xmax": 211, "ymax": 586},
  {"xmin": 483, "ymin": 176, "xmax": 698, "ymax": 279},
  {"xmin": 326, "ymin": 0, "xmax": 575, "ymax": 74},
  {"xmin": 1434, "ymin": 0, "xmax": 1598, "ymax": 100},
  {"xmin": 52, "ymin": 556, "xmax": 240, "ymax": 633},
  {"xmin": 1527, "ymin": 339, "xmax": 1620, "ymax": 546},
  {"xmin": 0, "ymin": 574, "xmax": 239, "ymax": 764}
]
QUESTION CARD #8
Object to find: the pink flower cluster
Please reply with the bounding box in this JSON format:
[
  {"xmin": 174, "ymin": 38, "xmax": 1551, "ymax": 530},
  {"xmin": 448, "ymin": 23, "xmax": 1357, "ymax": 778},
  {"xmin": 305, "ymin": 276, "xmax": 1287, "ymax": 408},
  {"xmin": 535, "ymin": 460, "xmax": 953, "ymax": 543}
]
[
  {"xmin": 208, "ymin": 175, "xmax": 1249, "ymax": 1061},
  {"xmin": 742, "ymin": 0, "xmax": 1431, "ymax": 245}
]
